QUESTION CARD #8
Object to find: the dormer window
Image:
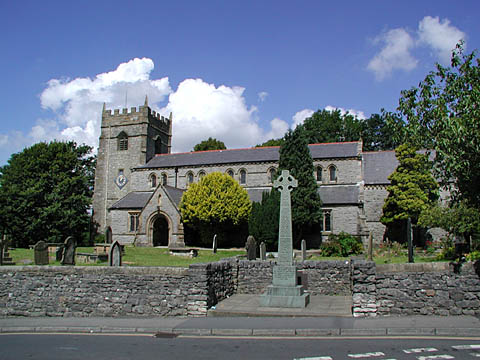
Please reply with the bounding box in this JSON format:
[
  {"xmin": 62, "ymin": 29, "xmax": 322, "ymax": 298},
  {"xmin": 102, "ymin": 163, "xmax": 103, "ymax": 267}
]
[{"xmin": 117, "ymin": 132, "xmax": 128, "ymax": 151}]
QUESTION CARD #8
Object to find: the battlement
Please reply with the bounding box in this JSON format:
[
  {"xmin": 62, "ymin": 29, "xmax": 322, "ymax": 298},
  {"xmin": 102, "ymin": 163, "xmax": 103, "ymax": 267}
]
[{"xmin": 102, "ymin": 104, "xmax": 172, "ymax": 126}]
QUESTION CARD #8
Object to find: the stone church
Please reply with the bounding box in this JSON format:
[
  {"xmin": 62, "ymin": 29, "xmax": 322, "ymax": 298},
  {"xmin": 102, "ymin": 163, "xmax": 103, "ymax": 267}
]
[{"xmin": 92, "ymin": 100, "xmax": 400, "ymax": 248}]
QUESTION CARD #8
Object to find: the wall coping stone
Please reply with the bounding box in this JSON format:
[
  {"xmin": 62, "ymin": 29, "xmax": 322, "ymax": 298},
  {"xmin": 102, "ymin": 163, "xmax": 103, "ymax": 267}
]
[
  {"xmin": 0, "ymin": 265, "xmax": 189, "ymax": 276},
  {"xmin": 377, "ymin": 262, "xmax": 450, "ymax": 273}
]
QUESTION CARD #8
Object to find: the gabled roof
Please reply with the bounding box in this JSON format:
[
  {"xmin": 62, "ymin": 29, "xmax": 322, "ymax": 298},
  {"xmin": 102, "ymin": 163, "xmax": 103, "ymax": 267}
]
[
  {"xmin": 110, "ymin": 191, "xmax": 153, "ymax": 210},
  {"xmin": 137, "ymin": 142, "xmax": 361, "ymax": 169},
  {"xmin": 163, "ymin": 185, "xmax": 185, "ymax": 207},
  {"xmin": 363, "ymin": 151, "xmax": 398, "ymax": 185}
]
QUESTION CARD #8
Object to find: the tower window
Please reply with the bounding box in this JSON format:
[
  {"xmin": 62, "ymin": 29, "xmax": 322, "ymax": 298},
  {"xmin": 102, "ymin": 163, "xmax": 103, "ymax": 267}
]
[{"xmin": 117, "ymin": 132, "xmax": 128, "ymax": 151}]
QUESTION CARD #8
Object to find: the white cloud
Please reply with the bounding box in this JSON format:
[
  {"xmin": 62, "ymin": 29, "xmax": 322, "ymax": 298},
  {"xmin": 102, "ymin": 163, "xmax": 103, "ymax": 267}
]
[
  {"xmin": 418, "ymin": 16, "xmax": 466, "ymax": 64},
  {"xmin": 161, "ymin": 78, "xmax": 270, "ymax": 151},
  {"xmin": 292, "ymin": 108, "xmax": 314, "ymax": 127},
  {"xmin": 324, "ymin": 105, "xmax": 366, "ymax": 120},
  {"xmin": 0, "ymin": 58, "xmax": 290, "ymax": 161},
  {"xmin": 258, "ymin": 91, "xmax": 268, "ymax": 102},
  {"xmin": 367, "ymin": 28, "xmax": 418, "ymax": 80}
]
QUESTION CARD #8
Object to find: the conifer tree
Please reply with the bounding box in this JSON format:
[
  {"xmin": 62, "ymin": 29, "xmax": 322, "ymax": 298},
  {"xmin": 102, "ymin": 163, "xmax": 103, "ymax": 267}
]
[
  {"xmin": 381, "ymin": 144, "xmax": 439, "ymax": 244},
  {"xmin": 278, "ymin": 127, "xmax": 322, "ymax": 244},
  {"xmin": 248, "ymin": 189, "xmax": 280, "ymax": 250}
]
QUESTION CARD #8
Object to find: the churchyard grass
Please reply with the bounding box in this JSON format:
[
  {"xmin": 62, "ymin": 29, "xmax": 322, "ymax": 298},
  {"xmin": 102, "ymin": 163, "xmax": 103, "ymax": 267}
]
[{"xmin": 9, "ymin": 246, "xmax": 244, "ymax": 267}]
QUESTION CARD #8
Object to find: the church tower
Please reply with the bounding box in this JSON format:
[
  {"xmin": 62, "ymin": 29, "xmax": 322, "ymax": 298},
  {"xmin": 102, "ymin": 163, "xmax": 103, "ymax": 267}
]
[{"xmin": 92, "ymin": 97, "xmax": 172, "ymax": 233}]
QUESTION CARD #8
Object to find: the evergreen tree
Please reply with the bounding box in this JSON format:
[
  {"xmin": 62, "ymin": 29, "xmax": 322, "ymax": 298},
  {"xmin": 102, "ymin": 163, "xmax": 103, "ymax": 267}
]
[
  {"xmin": 380, "ymin": 144, "xmax": 439, "ymax": 244},
  {"xmin": 278, "ymin": 127, "xmax": 322, "ymax": 244},
  {"xmin": 0, "ymin": 141, "xmax": 95, "ymax": 248},
  {"xmin": 248, "ymin": 189, "xmax": 280, "ymax": 250}
]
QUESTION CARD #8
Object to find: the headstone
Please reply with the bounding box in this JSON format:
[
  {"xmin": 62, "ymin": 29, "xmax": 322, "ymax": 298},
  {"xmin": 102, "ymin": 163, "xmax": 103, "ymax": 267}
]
[
  {"xmin": 368, "ymin": 231, "xmax": 373, "ymax": 261},
  {"xmin": 245, "ymin": 235, "xmax": 257, "ymax": 260},
  {"xmin": 105, "ymin": 227, "xmax": 112, "ymax": 244},
  {"xmin": 56, "ymin": 245, "xmax": 65, "ymax": 261},
  {"xmin": 260, "ymin": 170, "xmax": 310, "ymax": 308},
  {"xmin": 34, "ymin": 240, "xmax": 49, "ymax": 265},
  {"xmin": 108, "ymin": 240, "xmax": 122, "ymax": 266},
  {"xmin": 0, "ymin": 235, "xmax": 5, "ymax": 265},
  {"xmin": 1, "ymin": 236, "xmax": 14, "ymax": 265},
  {"xmin": 61, "ymin": 236, "xmax": 76, "ymax": 265},
  {"xmin": 407, "ymin": 218, "xmax": 414, "ymax": 263},
  {"xmin": 301, "ymin": 239, "xmax": 307, "ymax": 261},
  {"xmin": 212, "ymin": 234, "xmax": 217, "ymax": 254},
  {"xmin": 260, "ymin": 242, "xmax": 266, "ymax": 261}
]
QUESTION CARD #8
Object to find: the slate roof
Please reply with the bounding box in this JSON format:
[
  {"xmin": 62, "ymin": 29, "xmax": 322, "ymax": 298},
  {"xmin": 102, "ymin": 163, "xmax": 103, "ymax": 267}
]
[
  {"xmin": 110, "ymin": 191, "xmax": 153, "ymax": 210},
  {"xmin": 319, "ymin": 185, "xmax": 359, "ymax": 205},
  {"xmin": 138, "ymin": 142, "xmax": 361, "ymax": 169},
  {"xmin": 363, "ymin": 151, "xmax": 398, "ymax": 185},
  {"xmin": 164, "ymin": 185, "xmax": 185, "ymax": 206}
]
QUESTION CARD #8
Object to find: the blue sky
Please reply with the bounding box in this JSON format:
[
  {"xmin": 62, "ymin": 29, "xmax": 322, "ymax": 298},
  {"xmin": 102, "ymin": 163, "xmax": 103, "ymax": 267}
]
[{"xmin": 0, "ymin": 0, "xmax": 479, "ymax": 165}]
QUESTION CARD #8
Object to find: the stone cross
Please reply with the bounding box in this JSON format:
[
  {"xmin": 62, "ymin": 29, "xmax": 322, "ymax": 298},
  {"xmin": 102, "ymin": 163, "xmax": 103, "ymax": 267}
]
[{"xmin": 273, "ymin": 170, "xmax": 298, "ymax": 266}]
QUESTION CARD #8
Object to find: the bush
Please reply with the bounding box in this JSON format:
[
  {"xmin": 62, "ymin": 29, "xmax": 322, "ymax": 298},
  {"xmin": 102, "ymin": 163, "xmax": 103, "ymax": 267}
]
[
  {"xmin": 320, "ymin": 232, "xmax": 363, "ymax": 257},
  {"xmin": 466, "ymin": 251, "xmax": 480, "ymax": 262}
]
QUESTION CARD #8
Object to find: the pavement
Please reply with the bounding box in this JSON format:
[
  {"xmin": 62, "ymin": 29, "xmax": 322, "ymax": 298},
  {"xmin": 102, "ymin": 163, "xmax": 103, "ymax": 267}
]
[{"xmin": 1, "ymin": 294, "xmax": 479, "ymax": 337}]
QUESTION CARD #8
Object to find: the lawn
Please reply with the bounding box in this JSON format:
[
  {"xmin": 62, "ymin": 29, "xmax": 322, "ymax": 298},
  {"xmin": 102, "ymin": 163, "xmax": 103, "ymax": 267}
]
[{"xmin": 9, "ymin": 246, "xmax": 245, "ymax": 267}]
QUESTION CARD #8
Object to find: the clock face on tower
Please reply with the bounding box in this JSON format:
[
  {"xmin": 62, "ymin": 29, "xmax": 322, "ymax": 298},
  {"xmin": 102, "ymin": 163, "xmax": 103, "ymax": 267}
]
[{"xmin": 115, "ymin": 170, "xmax": 128, "ymax": 189}]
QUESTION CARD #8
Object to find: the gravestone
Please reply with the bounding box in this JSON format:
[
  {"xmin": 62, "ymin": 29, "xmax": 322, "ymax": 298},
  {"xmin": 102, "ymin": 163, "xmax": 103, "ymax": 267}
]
[
  {"xmin": 245, "ymin": 235, "xmax": 257, "ymax": 260},
  {"xmin": 61, "ymin": 236, "xmax": 76, "ymax": 265},
  {"xmin": 212, "ymin": 234, "xmax": 217, "ymax": 254},
  {"xmin": 260, "ymin": 242, "xmax": 266, "ymax": 261},
  {"xmin": 56, "ymin": 245, "xmax": 65, "ymax": 261},
  {"xmin": 260, "ymin": 170, "xmax": 310, "ymax": 308},
  {"xmin": 34, "ymin": 240, "xmax": 49, "ymax": 265},
  {"xmin": 105, "ymin": 227, "xmax": 112, "ymax": 244},
  {"xmin": 301, "ymin": 239, "xmax": 307, "ymax": 261},
  {"xmin": 0, "ymin": 235, "xmax": 5, "ymax": 265},
  {"xmin": 108, "ymin": 240, "xmax": 122, "ymax": 266}
]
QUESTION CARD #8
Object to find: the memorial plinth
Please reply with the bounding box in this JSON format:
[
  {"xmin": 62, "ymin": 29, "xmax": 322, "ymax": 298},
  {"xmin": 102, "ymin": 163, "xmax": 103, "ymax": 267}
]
[{"xmin": 260, "ymin": 170, "xmax": 310, "ymax": 308}]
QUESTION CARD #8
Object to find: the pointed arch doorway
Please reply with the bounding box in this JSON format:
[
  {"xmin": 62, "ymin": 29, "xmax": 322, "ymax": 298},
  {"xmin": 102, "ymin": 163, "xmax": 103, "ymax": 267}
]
[{"xmin": 151, "ymin": 214, "xmax": 169, "ymax": 247}]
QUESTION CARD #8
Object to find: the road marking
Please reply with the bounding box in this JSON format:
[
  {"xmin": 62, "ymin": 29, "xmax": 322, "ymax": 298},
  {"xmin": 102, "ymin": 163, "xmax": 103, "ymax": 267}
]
[
  {"xmin": 293, "ymin": 357, "xmax": 332, "ymax": 360},
  {"xmin": 417, "ymin": 356, "xmax": 454, "ymax": 360},
  {"xmin": 348, "ymin": 352, "xmax": 385, "ymax": 358},
  {"xmin": 469, "ymin": 353, "xmax": 480, "ymax": 357},
  {"xmin": 452, "ymin": 344, "xmax": 480, "ymax": 350},
  {"xmin": 404, "ymin": 348, "xmax": 438, "ymax": 354}
]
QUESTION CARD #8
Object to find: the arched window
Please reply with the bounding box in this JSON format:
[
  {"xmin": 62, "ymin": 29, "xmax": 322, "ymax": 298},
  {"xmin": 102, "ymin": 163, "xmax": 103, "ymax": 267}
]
[
  {"xmin": 239, "ymin": 169, "xmax": 247, "ymax": 185},
  {"xmin": 329, "ymin": 165, "xmax": 337, "ymax": 182},
  {"xmin": 198, "ymin": 171, "xmax": 206, "ymax": 180},
  {"xmin": 269, "ymin": 168, "xmax": 276, "ymax": 184},
  {"xmin": 117, "ymin": 131, "xmax": 128, "ymax": 151},
  {"xmin": 316, "ymin": 166, "xmax": 323, "ymax": 182},
  {"xmin": 324, "ymin": 210, "xmax": 332, "ymax": 232},
  {"xmin": 226, "ymin": 169, "xmax": 234, "ymax": 178},
  {"xmin": 150, "ymin": 173, "xmax": 157, "ymax": 188},
  {"xmin": 161, "ymin": 173, "xmax": 168, "ymax": 186},
  {"xmin": 187, "ymin": 172, "xmax": 194, "ymax": 185}
]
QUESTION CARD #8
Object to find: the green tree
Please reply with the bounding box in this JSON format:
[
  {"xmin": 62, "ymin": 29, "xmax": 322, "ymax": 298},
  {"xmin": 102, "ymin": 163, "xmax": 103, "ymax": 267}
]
[
  {"xmin": 361, "ymin": 112, "xmax": 404, "ymax": 151},
  {"xmin": 380, "ymin": 144, "xmax": 439, "ymax": 244},
  {"xmin": 419, "ymin": 201, "xmax": 480, "ymax": 251},
  {"xmin": 393, "ymin": 42, "xmax": 480, "ymax": 208},
  {"xmin": 180, "ymin": 172, "xmax": 252, "ymax": 245},
  {"xmin": 278, "ymin": 127, "xmax": 322, "ymax": 244},
  {"xmin": 193, "ymin": 137, "xmax": 227, "ymax": 152},
  {"xmin": 0, "ymin": 141, "xmax": 95, "ymax": 248},
  {"xmin": 248, "ymin": 189, "xmax": 280, "ymax": 250},
  {"xmin": 300, "ymin": 109, "xmax": 363, "ymax": 144},
  {"xmin": 256, "ymin": 138, "xmax": 284, "ymax": 147}
]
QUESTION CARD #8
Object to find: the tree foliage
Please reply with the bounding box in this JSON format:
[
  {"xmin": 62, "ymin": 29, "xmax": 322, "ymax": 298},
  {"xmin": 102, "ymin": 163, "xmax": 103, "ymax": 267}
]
[
  {"xmin": 180, "ymin": 172, "xmax": 251, "ymax": 245},
  {"xmin": 278, "ymin": 127, "xmax": 322, "ymax": 243},
  {"xmin": 380, "ymin": 144, "xmax": 439, "ymax": 243},
  {"xmin": 193, "ymin": 137, "xmax": 227, "ymax": 152},
  {"xmin": 392, "ymin": 42, "xmax": 480, "ymax": 207},
  {"xmin": 0, "ymin": 141, "xmax": 95, "ymax": 248},
  {"xmin": 248, "ymin": 189, "xmax": 280, "ymax": 250},
  {"xmin": 256, "ymin": 138, "xmax": 284, "ymax": 147}
]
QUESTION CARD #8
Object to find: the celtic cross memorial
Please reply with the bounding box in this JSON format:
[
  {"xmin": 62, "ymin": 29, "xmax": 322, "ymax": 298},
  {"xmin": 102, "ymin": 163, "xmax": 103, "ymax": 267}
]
[{"xmin": 260, "ymin": 170, "xmax": 310, "ymax": 308}]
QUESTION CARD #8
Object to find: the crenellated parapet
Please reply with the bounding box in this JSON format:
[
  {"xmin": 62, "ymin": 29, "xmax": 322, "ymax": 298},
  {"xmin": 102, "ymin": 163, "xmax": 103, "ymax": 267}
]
[{"xmin": 102, "ymin": 104, "xmax": 171, "ymax": 132}]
